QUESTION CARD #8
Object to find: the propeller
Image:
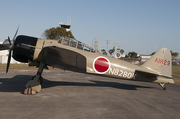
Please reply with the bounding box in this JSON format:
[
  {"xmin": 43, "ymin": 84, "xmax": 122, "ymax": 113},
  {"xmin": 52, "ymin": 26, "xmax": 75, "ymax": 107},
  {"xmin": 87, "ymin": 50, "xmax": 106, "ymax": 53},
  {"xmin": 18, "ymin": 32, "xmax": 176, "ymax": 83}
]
[
  {"xmin": 6, "ymin": 26, "xmax": 20, "ymax": 73},
  {"xmin": 7, "ymin": 36, "xmax": 11, "ymax": 45}
]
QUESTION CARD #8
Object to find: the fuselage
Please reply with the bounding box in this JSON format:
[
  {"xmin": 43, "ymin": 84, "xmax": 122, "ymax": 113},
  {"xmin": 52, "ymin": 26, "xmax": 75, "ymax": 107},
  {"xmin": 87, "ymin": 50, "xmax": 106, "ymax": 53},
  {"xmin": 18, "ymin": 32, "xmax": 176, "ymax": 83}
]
[{"xmin": 13, "ymin": 35, "xmax": 174, "ymax": 84}]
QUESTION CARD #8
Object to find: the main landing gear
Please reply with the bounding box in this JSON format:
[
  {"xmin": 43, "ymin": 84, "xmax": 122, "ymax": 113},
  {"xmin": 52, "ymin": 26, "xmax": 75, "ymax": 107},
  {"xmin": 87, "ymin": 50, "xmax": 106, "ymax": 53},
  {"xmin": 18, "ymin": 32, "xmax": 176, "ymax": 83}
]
[
  {"xmin": 158, "ymin": 83, "xmax": 166, "ymax": 90},
  {"xmin": 24, "ymin": 62, "xmax": 45, "ymax": 95}
]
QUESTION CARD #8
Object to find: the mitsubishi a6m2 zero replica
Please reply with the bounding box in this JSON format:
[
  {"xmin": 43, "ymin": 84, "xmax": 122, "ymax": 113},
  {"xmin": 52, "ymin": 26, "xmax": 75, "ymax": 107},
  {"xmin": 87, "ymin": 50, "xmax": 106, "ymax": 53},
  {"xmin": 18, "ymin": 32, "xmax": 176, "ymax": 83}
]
[{"xmin": 2, "ymin": 27, "xmax": 174, "ymax": 94}]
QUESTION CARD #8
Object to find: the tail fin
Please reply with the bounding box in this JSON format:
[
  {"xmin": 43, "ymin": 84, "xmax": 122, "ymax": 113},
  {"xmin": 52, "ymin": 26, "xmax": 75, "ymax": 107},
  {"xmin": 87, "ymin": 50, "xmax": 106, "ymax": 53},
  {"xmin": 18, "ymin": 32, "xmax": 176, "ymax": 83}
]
[{"xmin": 142, "ymin": 48, "xmax": 172, "ymax": 78}]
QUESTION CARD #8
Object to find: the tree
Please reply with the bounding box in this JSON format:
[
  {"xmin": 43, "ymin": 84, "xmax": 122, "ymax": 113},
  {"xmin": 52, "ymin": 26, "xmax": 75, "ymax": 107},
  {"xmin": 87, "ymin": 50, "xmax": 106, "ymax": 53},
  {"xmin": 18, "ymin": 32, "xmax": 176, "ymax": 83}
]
[
  {"xmin": 101, "ymin": 49, "xmax": 107, "ymax": 55},
  {"xmin": 150, "ymin": 52, "xmax": 156, "ymax": 55},
  {"xmin": 128, "ymin": 52, "xmax": 138, "ymax": 58},
  {"xmin": 120, "ymin": 49, "xmax": 124, "ymax": 55},
  {"xmin": 108, "ymin": 47, "xmax": 115, "ymax": 56},
  {"xmin": 4, "ymin": 39, "xmax": 8, "ymax": 41},
  {"xmin": 170, "ymin": 51, "xmax": 179, "ymax": 59},
  {"xmin": 151, "ymin": 51, "xmax": 179, "ymax": 59},
  {"xmin": 116, "ymin": 53, "xmax": 120, "ymax": 57},
  {"xmin": 42, "ymin": 27, "xmax": 75, "ymax": 39},
  {"xmin": 125, "ymin": 54, "xmax": 129, "ymax": 58}
]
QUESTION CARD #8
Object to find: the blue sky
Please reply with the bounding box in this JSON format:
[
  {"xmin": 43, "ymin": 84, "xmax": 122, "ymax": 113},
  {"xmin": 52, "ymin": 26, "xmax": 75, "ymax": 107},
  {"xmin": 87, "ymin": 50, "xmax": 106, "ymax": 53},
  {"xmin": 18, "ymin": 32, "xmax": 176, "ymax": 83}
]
[{"xmin": 0, "ymin": 0, "xmax": 180, "ymax": 57}]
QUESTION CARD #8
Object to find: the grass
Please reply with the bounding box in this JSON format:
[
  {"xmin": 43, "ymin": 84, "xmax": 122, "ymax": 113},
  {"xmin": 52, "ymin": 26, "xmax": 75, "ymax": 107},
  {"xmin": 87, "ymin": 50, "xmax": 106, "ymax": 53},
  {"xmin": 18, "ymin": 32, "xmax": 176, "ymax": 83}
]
[
  {"xmin": 0, "ymin": 63, "xmax": 59, "ymax": 70},
  {"xmin": 172, "ymin": 66, "xmax": 180, "ymax": 75},
  {"xmin": 0, "ymin": 64, "xmax": 179, "ymax": 84},
  {"xmin": 172, "ymin": 66, "xmax": 180, "ymax": 84}
]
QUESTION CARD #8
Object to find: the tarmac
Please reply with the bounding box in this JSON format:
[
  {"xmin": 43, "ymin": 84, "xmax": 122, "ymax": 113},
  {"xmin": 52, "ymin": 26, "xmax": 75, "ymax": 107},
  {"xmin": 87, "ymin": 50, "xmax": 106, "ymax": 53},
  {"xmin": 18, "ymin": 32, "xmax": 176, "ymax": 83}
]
[{"xmin": 0, "ymin": 69, "xmax": 180, "ymax": 119}]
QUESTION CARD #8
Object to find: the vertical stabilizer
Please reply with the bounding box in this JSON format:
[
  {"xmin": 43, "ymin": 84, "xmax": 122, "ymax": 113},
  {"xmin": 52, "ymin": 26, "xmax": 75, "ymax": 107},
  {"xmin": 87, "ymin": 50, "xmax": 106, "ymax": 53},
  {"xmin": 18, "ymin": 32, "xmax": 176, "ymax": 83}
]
[{"xmin": 142, "ymin": 48, "xmax": 172, "ymax": 78}]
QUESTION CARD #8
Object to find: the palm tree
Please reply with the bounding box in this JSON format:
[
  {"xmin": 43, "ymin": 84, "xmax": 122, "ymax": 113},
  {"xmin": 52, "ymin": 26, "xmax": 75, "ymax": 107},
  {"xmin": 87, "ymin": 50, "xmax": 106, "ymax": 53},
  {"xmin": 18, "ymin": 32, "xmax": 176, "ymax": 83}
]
[
  {"xmin": 109, "ymin": 47, "xmax": 115, "ymax": 56},
  {"xmin": 101, "ymin": 49, "xmax": 107, "ymax": 55},
  {"xmin": 120, "ymin": 49, "xmax": 124, "ymax": 55}
]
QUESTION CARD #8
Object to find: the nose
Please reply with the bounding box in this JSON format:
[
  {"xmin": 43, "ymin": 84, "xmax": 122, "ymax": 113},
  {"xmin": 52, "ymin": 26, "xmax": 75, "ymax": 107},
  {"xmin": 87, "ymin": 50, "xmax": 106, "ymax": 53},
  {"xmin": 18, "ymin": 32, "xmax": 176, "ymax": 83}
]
[{"xmin": 12, "ymin": 35, "xmax": 38, "ymax": 63}]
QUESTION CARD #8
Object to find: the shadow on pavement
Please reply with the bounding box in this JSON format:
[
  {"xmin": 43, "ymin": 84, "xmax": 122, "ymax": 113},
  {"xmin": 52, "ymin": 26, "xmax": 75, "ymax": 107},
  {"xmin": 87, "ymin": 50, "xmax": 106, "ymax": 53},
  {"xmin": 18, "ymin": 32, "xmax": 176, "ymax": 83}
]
[
  {"xmin": 0, "ymin": 75, "xmax": 152, "ymax": 93},
  {"xmin": 42, "ymin": 79, "xmax": 152, "ymax": 90}
]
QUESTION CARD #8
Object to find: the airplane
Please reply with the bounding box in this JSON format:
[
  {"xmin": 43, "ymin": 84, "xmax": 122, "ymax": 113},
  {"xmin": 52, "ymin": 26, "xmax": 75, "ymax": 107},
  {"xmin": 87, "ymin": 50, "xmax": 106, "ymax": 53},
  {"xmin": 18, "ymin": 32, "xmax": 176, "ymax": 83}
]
[{"xmin": 1, "ymin": 27, "xmax": 174, "ymax": 95}]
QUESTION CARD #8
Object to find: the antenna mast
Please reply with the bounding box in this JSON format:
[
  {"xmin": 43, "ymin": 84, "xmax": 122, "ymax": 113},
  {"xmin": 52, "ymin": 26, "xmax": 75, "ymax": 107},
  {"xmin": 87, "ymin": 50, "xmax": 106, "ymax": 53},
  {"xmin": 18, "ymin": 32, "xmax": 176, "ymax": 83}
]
[
  {"xmin": 92, "ymin": 38, "xmax": 94, "ymax": 49},
  {"xmin": 107, "ymin": 40, "xmax": 109, "ymax": 56},
  {"xmin": 114, "ymin": 43, "xmax": 117, "ymax": 55},
  {"xmin": 95, "ymin": 37, "xmax": 98, "ymax": 52}
]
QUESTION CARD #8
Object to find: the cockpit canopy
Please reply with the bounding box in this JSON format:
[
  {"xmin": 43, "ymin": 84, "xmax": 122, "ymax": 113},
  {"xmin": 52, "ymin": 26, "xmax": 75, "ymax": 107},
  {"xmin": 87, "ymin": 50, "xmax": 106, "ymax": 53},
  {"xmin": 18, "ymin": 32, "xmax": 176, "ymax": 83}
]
[{"xmin": 56, "ymin": 36, "xmax": 95, "ymax": 53}]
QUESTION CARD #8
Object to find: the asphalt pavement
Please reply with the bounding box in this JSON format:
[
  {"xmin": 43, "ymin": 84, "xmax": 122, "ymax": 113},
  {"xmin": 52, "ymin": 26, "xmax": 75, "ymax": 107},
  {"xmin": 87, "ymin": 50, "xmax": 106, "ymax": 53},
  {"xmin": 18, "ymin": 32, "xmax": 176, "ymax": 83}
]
[{"xmin": 0, "ymin": 69, "xmax": 180, "ymax": 119}]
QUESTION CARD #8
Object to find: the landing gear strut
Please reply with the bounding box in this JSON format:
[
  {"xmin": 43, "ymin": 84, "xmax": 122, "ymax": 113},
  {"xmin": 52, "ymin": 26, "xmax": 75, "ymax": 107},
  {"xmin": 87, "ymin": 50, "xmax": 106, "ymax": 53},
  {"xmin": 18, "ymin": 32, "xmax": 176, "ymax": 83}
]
[
  {"xmin": 158, "ymin": 83, "xmax": 166, "ymax": 90},
  {"xmin": 24, "ymin": 62, "xmax": 45, "ymax": 95}
]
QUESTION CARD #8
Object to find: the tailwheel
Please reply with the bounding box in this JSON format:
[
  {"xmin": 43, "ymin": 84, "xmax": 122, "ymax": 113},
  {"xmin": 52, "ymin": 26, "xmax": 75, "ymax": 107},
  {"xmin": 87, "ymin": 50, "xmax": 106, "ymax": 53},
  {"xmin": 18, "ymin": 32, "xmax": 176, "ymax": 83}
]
[{"xmin": 158, "ymin": 83, "xmax": 166, "ymax": 90}]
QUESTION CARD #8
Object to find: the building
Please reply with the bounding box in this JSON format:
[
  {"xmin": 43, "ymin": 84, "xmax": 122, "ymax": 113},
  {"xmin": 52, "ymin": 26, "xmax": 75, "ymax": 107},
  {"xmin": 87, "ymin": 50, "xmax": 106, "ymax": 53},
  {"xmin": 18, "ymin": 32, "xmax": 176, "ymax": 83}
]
[
  {"xmin": 59, "ymin": 22, "xmax": 71, "ymax": 32},
  {"xmin": 139, "ymin": 55, "xmax": 152, "ymax": 65},
  {"xmin": 0, "ymin": 42, "xmax": 20, "ymax": 64}
]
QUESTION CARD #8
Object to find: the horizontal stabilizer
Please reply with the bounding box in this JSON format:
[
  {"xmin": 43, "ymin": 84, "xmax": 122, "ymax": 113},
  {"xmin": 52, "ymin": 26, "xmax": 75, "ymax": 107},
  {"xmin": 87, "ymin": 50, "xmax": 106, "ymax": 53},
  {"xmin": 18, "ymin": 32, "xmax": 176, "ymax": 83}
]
[{"xmin": 134, "ymin": 70, "xmax": 174, "ymax": 84}]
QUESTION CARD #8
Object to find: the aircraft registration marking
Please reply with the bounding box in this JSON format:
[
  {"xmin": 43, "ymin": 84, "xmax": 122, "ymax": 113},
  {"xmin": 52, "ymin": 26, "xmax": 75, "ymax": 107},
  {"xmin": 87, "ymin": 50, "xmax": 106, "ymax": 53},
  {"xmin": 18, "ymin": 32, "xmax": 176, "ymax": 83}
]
[
  {"xmin": 108, "ymin": 68, "xmax": 133, "ymax": 79},
  {"xmin": 93, "ymin": 56, "xmax": 133, "ymax": 79},
  {"xmin": 154, "ymin": 58, "xmax": 170, "ymax": 66}
]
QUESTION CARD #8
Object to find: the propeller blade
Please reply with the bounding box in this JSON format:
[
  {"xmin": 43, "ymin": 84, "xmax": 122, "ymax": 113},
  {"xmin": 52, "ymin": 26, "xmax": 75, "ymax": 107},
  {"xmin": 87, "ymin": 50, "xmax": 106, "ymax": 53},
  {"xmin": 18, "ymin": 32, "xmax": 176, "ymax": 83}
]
[
  {"xmin": 6, "ymin": 49, "xmax": 12, "ymax": 73},
  {"xmin": 8, "ymin": 36, "xmax": 11, "ymax": 45},
  {"xmin": 12, "ymin": 25, "xmax": 20, "ymax": 42},
  {"xmin": 6, "ymin": 25, "xmax": 20, "ymax": 73}
]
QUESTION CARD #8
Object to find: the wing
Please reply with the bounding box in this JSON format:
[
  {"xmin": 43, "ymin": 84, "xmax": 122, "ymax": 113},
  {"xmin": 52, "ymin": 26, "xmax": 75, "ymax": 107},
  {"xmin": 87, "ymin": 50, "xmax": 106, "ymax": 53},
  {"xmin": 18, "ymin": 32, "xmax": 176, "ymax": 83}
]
[
  {"xmin": 36, "ymin": 46, "xmax": 87, "ymax": 73},
  {"xmin": 0, "ymin": 44, "xmax": 10, "ymax": 50}
]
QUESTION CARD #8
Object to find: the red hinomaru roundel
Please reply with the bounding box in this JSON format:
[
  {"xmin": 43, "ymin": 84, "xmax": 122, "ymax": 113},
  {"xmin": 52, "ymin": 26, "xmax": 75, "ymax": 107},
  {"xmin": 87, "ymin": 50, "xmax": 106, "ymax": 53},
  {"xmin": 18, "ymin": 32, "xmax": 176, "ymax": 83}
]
[{"xmin": 93, "ymin": 56, "xmax": 110, "ymax": 74}]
